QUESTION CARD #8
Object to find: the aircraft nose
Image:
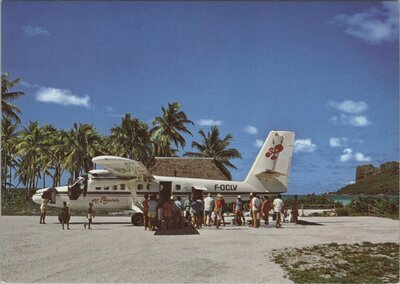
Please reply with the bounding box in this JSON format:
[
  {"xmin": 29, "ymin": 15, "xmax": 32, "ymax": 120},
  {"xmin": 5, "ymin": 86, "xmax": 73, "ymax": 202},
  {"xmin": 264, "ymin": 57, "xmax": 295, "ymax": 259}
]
[{"xmin": 32, "ymin": 192, "xmax": 42, "ymax": 204}]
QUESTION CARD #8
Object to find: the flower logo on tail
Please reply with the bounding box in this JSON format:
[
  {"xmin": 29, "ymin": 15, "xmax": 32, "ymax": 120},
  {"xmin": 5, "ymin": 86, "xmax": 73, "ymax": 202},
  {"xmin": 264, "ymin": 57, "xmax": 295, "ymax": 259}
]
[{"xmin": 265, "ymin": 144, "xmax": 284, "ymax": 160}]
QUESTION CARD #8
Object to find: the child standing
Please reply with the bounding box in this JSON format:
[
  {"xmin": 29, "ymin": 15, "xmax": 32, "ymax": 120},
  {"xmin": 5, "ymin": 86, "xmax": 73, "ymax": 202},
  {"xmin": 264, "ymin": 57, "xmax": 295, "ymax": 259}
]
[
  {"xmin": 84, "ymin": 202, "xmax": 95, "ymax": 229},
  {"xmin": 60, "ymin": 201, "xmax": 70, "ymax": 230}
]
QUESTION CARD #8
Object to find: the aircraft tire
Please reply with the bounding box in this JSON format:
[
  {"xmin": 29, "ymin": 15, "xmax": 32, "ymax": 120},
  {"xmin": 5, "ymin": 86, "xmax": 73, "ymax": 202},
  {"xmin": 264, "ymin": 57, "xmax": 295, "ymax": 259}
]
[{"xmin": 131, "ymin": 213, "xmax": 144, "ymax": 226}]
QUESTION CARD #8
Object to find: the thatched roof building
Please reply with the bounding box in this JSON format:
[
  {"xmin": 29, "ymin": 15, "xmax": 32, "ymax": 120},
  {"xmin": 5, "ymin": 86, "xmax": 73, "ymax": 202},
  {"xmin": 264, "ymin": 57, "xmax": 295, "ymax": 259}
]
[{"xmin": 150, "ymin": 157, "xmax": 230, "ymax": 181}]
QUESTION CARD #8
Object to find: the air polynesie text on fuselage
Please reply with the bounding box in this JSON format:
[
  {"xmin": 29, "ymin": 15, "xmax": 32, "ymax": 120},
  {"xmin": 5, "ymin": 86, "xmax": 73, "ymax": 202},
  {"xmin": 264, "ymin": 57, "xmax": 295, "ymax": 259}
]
[{"xmin": 214, "ymin": 184, "xmax": 237, "ymax": 191}]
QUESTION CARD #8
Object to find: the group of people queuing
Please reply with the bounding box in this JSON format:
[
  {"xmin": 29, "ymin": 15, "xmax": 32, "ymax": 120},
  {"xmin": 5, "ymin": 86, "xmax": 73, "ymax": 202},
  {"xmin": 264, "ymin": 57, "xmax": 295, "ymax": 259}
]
[
  {"xmin": 141, "ymin": 192, "xmax": 301, "ymax": 231},
  {"xmin": 40, "ymin": 192, "xmax": 300, "ymax": 231},
  {"xmin": 246, "ymin": 193, "xmax": 300, "ymax": 228}
]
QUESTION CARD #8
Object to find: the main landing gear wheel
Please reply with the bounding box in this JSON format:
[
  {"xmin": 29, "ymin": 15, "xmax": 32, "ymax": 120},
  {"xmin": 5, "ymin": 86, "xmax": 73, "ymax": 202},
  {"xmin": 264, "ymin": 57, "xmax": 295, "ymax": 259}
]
[{"xmin": 131, "ymin": 213, "xmax": 144, "ymax": 226}]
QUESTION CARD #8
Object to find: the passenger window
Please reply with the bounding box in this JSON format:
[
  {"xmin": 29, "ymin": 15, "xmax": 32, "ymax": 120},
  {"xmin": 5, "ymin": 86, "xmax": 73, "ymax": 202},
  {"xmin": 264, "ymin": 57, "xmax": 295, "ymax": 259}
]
[
  {"xmin": 95, "ymin": 187, "xmax": 101, "ymax": 190},
  {"xmin": 104, "ymin": 186, "xmax": 109, "ymax": 190},
  {"xmin": 176, "ymin": 184, "xmax": 181, "ymax": 191},
  {"xmin": 147, "ymin": 184, "xmax": 151, "ymax": 190},
  {"xmin": 137, "ymin": 184, "xmax": 143, "ymax": 190},
  {"xmin": 120, "ymin": 184, "xmax": 126, "ymax": 190},
  {"xmin": 113, "ymin": 185, "xmax": 118, "ymax": 190}
]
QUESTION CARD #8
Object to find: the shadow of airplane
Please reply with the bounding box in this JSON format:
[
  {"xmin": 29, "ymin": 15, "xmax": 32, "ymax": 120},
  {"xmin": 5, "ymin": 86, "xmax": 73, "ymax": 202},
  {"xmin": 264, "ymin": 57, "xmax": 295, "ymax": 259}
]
[
  {"xmin": 296, "ymin": 220, "xmax": 323, "ymax": 226},
  {"xmin": 154, "ymin": 227, "xmax": 200, "ymax": 235}
]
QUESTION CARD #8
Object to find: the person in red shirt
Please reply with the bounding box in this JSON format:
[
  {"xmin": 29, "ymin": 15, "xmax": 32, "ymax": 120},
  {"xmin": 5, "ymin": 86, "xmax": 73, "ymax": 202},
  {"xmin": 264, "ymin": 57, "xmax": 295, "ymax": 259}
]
[
  {"xmin": 163, "ymin": 198, "xmax": 173, "ymax": 230},
  {"xmin": 262, "ymin": 196, "xmax": 270, "ymax": 225}
]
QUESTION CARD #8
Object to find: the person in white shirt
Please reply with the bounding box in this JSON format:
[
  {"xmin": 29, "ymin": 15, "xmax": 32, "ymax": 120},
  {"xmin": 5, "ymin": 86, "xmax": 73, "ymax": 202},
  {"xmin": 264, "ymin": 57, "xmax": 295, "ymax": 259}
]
[
  {"xmin": 273, "ymin": 194, "xmax": 284, "ymax": 228},
  {"xmin": 203, "ymin": 193, "xmax": 215, "ymax": 226},
  {"xmin": 251, "ymin": 194, "xmax": 262, "ymax": 228}
]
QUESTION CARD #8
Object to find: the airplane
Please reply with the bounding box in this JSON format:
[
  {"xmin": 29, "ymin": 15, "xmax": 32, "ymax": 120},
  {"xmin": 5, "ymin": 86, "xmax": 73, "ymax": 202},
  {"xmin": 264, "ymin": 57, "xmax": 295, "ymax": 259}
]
[{"xmin": 33, "ymin": 130, "xmax": 295, "ymax": 226}]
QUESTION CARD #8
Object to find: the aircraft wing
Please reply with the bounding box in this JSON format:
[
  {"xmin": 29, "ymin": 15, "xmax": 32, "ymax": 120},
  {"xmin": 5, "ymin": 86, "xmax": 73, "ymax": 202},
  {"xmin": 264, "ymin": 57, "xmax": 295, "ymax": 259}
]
[{"xmin": 92, "ymin": 156, "xmax": 154, "ymax": 181}]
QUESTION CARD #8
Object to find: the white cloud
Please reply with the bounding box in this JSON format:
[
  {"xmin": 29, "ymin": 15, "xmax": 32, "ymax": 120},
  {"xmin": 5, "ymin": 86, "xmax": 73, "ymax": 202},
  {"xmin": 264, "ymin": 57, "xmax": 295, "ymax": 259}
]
[
  {"xmin": 327, "ymin": 100, "xmax": 368, "ymax": 114},
  {"xmin": 340, "ymin": 148, "xmax": 372, "ymax": 163},
  {"xmin": 23, "ymin": 25, "xmax": 50, "ymax": 36},
  {"xmin": 328, "ymin": 100, "xmax": 371, "ymax": 127},
  {"xmin": 254, "ymin": 139, "xmax": 263, "ymax": 148},
  {"xmin": 330, "ymin": 137, "xmax": 364, "ymax": 148},
  {"xmin": 244, "ymin": 125, "xmax": 258, "ymax": 135},
  {"xmin": 294, "ymin": 139, "xmax": 317, "ymax": 153},
  {"xmin": 330, "ymin": 137, "xmax": 348, "ymax": 148},
  {"xmin": 36, "ymin": 87, "xmax": 91, "ymax": 108},
  {"xmin": 340, "ymin": 148, "xmax": 353, "ymax": 162},
  {"xmin": 355, "ymin": 152, "xmax": 372, "ymax": 162},
  {"xmin": 197, "ymin": 119, "xmax": 222, "ymax": 126},
  {"xmin": 331, "ymin": 2, "xmax": 399, "ymax": 45},
  {"xmin": 341, "ymin": 114, "xmax": 371, "ymax": 127}
]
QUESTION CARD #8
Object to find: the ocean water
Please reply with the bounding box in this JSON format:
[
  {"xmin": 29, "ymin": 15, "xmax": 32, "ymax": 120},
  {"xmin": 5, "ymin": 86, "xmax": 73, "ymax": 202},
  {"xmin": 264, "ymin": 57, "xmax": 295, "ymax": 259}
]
[{"xmin": 284, "ymin": 194, "xmax": 399, "ymax": 206}]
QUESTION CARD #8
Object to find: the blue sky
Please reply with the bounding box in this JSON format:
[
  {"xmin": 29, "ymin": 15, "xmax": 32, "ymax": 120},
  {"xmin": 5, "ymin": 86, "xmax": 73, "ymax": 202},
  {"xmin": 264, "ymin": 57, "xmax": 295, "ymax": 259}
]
[{"xmin": 2, "ymin": 1, "xmax": 399, "ymax": 194}]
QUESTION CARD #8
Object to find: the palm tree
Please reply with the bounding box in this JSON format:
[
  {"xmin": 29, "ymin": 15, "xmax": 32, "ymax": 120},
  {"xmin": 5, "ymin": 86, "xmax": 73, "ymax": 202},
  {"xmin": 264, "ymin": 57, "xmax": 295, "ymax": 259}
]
[
  {"xmin": 1, "ymin": 72, "xmax": 25, "ymax": 124},
  {"xmin": 109, "ymin": 113, "xmax": 154, "ymax": 167},
  {"xmin": 48, "ymin": 129, "xmax": 69, "ymax": 187},
  {"xmin": 15, "ymin": 122, "xmax": 50, "ymax": 199},
  {"xmin": 150, "ymin": 102, "xmax": 194, "ymax": 157},
  {"xmin": 62, "ymin": 123, "xmax": 104, "ymax": 181},
  {"xmin": 1, "ymin": 117, "xmax": 20, "ymax": 190},
  {"xmin": 184, "ymin": 126, "xmax": 242, "ymax": 180}
]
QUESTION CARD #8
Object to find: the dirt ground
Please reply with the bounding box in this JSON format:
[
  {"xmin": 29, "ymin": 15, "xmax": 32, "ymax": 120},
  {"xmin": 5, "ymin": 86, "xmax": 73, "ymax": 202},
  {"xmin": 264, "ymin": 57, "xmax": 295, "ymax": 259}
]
[{"xmin": 0, "ymin": 216, "xmax": 398, "ymax": 283}]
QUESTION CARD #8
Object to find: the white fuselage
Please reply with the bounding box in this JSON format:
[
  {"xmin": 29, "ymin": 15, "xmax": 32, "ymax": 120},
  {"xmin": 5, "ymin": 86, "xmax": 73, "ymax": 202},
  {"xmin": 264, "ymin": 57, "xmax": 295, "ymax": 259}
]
[{"xmin": 32, "ymin": 174, "xmax": 283, "ymax": 211}]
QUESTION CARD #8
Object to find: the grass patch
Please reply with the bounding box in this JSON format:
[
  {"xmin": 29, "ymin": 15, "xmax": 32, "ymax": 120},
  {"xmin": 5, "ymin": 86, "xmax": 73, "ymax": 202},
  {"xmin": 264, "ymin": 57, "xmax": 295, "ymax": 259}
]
[{"xmin": 271, "ymin": 242, "xmax": 399, "ymax": 283}]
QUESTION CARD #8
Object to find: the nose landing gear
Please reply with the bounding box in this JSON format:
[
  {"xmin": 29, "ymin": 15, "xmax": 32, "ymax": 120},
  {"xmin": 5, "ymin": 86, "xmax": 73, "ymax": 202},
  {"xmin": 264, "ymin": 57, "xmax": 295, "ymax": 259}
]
[{"xmin": 131, "ymin": 213, "xmax": 144, "ymax": 226}]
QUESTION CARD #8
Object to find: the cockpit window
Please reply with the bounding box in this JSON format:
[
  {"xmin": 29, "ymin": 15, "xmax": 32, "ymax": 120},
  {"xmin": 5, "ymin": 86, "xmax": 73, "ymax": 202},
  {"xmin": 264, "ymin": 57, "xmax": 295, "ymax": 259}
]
[{"xmin": 120, "ymin": 184, "xmax": 126, "ymax": 190}]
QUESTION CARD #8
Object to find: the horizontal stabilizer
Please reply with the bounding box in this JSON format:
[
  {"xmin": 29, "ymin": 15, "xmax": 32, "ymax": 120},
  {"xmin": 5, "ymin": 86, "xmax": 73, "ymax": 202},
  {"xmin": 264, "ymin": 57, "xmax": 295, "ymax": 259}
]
[{"xmin": 255, "ymin": 170, "xmax": 287, "ymax": 179}]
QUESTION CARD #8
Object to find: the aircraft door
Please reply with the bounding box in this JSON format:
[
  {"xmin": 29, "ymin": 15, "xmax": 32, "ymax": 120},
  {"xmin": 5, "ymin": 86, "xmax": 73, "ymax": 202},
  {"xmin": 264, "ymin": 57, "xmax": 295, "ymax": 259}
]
[{"xmin": 159, "ymin": 182, "xmax": 172, "ymax": 203}]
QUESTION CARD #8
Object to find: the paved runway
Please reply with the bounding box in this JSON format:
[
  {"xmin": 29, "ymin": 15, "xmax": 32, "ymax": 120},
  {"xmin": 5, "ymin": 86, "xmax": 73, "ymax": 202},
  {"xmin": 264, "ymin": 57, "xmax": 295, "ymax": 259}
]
[{"xmin": 1, "ymin": 216, "xmax": 398, "ymax": 283}]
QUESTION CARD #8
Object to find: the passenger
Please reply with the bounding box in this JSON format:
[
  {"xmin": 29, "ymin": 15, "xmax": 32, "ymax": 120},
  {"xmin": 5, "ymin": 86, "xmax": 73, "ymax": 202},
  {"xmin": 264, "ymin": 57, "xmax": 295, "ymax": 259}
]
[
  {"xmin": 191, "ymin": 197, "xmax": 204, "ymax": 229},
  {"xmin": 148, "ymin": 195, "xmax": 158, "ymax": 231},
  {"xmin": 203, "ymin": 193, "xmax": 214, "ymax": 227},
  {"xmin": 60, "ymin": 201, "xmax": 70, "ymax": 230},
  {"xmin": 183, "ymin": 195, "xmax": 192, "ymax": 223},
  {"xmin": 251, "ymin": 194, "xmax": 261, "ymax": 228},
  {"xmin": 283, "ymin": 206, "xmax": 288, "ymax": 223},
  {"xmin": 213, "ymin": 194, "xmax": 224, "ymax": 229},
  {"xmin": 233, "ymin": 195, "xmax": 246, "ymax": 226},
  {"xmin": 273, "ymin": 194, "xmax": 284, "ymax": 228},
  {"xmin": 248, "ymin": 193, "xmax": 254, "ymax": 226},
  {"xmin": 163, "ymin": 198, "xmax": 173, "ymax": 230},
  {"xmin": 143, "ymin": 194, "xmax": 149, "ymax": 231},
  {"xmin": 262, "ymin": 196, "xmax": 270, "ymax": 225},
  {"xmin": 84, "ymin": 202, "xmax": 95, "ymax": 229},
  {"xmin": 173, "ymin": 196, "xmax": 183, "ymax": 229},
  {"xmin": 220, "ymin": 195, "xmax": 226, "ymax": 226},
  {"xmin": 157, "ymin": 203, "xmax": 164, "ymax": 229},
  {"xmin": 40, "ymin": 197, "xmax": 50, "ymax": 224},
  {"xmin": 292, "ymin": 195, "xmax": 300, "ymax": 224}
]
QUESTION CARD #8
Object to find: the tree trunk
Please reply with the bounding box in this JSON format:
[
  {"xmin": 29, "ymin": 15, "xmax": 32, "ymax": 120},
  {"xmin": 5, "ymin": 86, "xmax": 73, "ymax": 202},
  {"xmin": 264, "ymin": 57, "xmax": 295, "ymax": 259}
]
[{"xmin": 9, "ymin": 164, "xmax": 12, "ymax": 189}]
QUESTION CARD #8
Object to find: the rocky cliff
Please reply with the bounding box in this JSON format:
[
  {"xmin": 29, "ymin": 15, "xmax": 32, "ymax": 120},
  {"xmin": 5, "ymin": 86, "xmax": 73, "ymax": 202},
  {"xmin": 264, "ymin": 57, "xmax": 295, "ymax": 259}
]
[{"xmin": 337, "ymin": 161, "xmax": 399, "ymax": 195}]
